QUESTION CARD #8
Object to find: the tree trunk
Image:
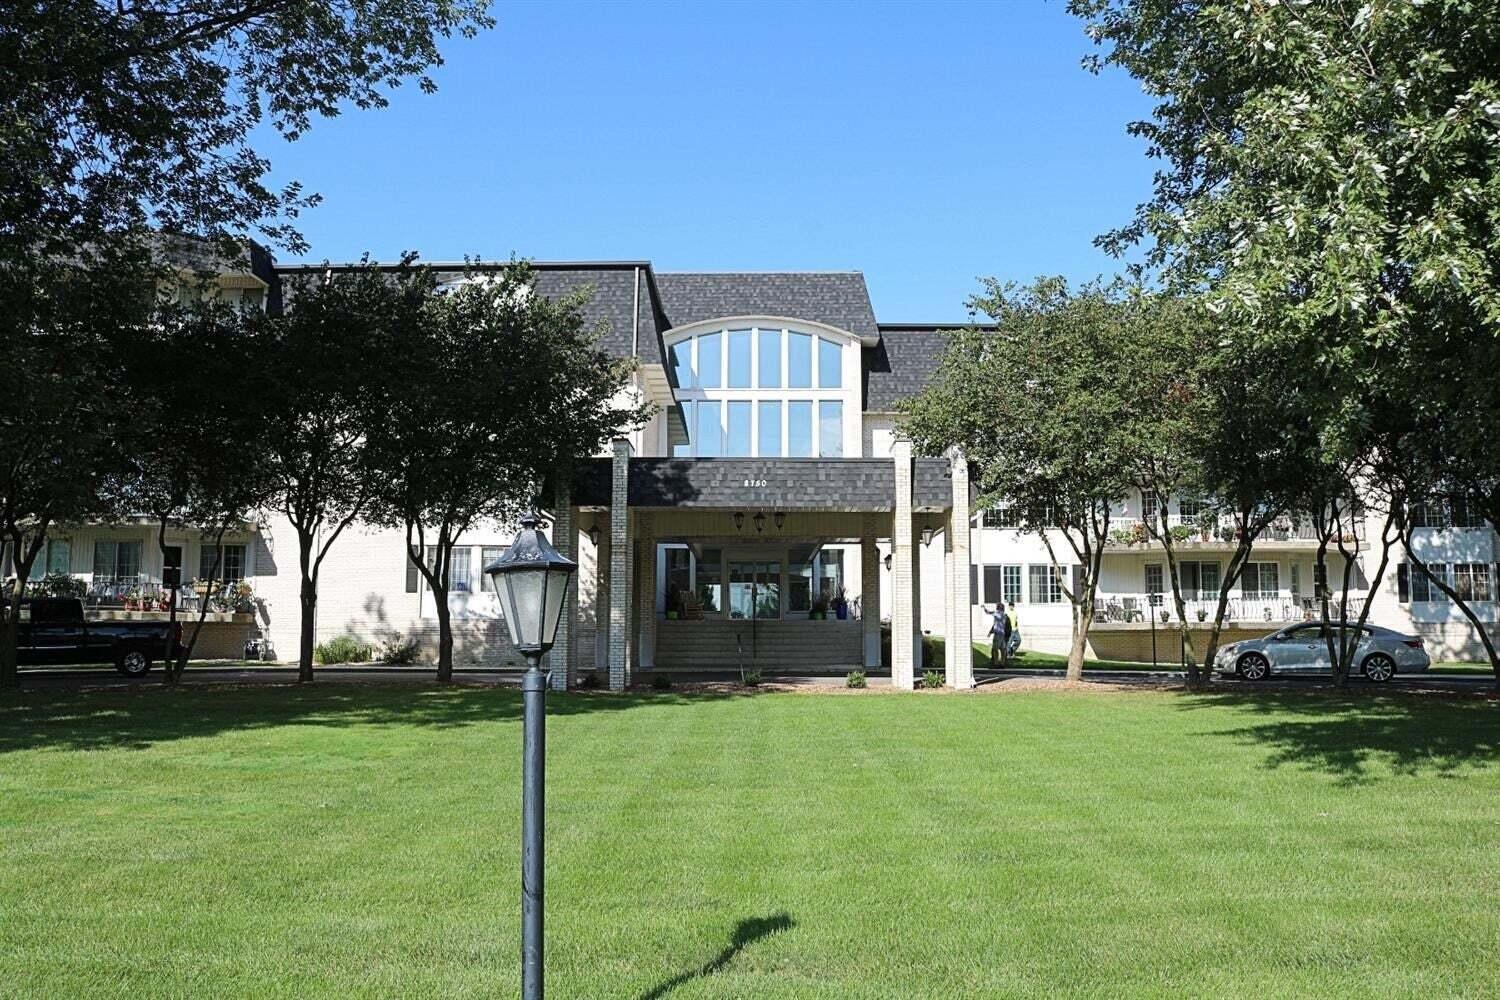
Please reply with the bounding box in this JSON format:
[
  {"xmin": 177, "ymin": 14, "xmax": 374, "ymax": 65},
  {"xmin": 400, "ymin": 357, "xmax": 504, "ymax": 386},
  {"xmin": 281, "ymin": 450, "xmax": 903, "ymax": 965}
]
[
  {"xmin": 1, "ymin": 538, "xmax": 43, "ymax": 691},
  {"xmin": 0, "ymin": 609, "xmax": 18, "ymax": 691},
  {"xmin": 298, "ymin": 575, "xmax": 317, "ymax": 682},
  {"xmin": 433, "ymin": 584, "xmax": 453, "ymax": 683},
  {"xmin": 173, "ymin": 526, "xmax": 227, "ymax": 681},
  {"xmin": 1198, "ymin": 530, "xmax": 1257, "ymax": 685},
  {"xmin": 295, "ymin": 526, "xmax": 317, "ymax": 682},
  {"xmin": 1065, "ymin": 606, "xmax": 1089, "ymax": 682}
]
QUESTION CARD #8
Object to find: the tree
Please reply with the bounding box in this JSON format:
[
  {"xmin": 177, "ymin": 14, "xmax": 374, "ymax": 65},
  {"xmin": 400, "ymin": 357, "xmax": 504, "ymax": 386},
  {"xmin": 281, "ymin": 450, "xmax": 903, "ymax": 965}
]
[
  {"xmin": 1390, "ymin": 334, "xmax": 1500, "ymax": 682},
  {"xmin": 119, "ymin": 298, "xmax": 274, "ymax": 683},
  {"xmin": 0, "ymin": 265, "xmax": 142, "ymax": 689},
  {"xmin": 904, "ymin": 277, "xmax": 1136, "ymax": 682},
  {"xmin": 1073, "ymin": 0, "xmax": 1499, "ymax": 679},
  {"xmin": 1115, "ymin": 293, "xmax": 1218, "ymax": 681},
  {"xmin": 364, "ymin": 264, "xmax": 644, "ymax": 681},
  {"xmin": 255, "ymin": 261, "xmax": 421, "ymax": 682},
  {"xmin": 0, "ymin": 1, "xmax": 493, "ymax": 686},
  {"xmin": 3, "ymin": 1, "xmax": 494, "ymax": 260}
]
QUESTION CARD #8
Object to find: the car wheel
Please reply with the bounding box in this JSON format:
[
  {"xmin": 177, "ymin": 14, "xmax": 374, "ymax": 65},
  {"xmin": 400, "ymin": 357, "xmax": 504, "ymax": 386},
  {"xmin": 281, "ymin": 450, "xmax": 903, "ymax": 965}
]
[
  {"xmin": 1237, "ymin": 652, "xmax": 1270, "ymax": 682},
  {"xmin": 115, "ymin": 649, "xmax": 151, "ymax": 677},
  {"xmin": 1362, "ymin": 653, "xmax": 1395, "ymax": 684}
]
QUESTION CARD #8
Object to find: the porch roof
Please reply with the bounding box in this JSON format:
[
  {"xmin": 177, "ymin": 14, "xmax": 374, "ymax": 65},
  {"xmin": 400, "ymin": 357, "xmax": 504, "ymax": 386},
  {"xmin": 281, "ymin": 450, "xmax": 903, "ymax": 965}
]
[{"xmin": 570, "ymin": 457, "xmax": 960, "ymax": 512}]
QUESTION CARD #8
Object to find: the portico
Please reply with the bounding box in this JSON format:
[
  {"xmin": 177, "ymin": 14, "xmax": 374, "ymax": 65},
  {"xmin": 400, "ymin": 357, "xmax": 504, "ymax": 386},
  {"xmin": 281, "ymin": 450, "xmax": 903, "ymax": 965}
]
[{"xmin": 549, "ymin": 447, "xmax": 974, "ymax": 691}]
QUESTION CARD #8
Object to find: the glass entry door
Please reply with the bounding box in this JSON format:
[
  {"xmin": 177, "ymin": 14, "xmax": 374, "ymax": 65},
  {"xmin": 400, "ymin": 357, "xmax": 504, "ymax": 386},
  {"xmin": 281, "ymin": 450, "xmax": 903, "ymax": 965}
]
[{"xmin": 728, "ymin": 560, "xmax": 781, "ymax": 620}]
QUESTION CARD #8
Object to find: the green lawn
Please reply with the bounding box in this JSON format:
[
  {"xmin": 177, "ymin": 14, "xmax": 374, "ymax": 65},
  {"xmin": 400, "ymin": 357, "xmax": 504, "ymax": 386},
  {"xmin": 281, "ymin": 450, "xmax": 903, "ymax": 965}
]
[
  {"xmin": 970, "ymin": 643, "xmax": 1495, "ymax": 676},
  {"xmin": 2, "ymin": 685, "xmax": 1497, "ymax": 998}
]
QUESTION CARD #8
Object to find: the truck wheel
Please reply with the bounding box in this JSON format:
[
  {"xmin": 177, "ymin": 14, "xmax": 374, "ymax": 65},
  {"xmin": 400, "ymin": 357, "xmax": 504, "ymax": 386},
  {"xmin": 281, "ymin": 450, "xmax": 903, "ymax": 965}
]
[{"xmin": 116, "ymin": 649, "xmax": 152, "ymax": 677}]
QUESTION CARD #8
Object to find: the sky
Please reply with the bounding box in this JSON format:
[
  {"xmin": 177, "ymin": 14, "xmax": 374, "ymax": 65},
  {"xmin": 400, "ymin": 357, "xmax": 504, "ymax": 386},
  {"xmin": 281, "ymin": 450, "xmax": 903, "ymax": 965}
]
[{"xmin": 260, "ymin": 1, "xmax": 1156, "ymax": 321}]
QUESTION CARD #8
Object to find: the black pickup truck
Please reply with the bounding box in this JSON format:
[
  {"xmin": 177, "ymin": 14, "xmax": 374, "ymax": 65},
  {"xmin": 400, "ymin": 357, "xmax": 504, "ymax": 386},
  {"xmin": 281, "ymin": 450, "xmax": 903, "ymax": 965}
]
[{"xmin": 17, "ymin": 598, "xmax": 183, "ymax": 676}]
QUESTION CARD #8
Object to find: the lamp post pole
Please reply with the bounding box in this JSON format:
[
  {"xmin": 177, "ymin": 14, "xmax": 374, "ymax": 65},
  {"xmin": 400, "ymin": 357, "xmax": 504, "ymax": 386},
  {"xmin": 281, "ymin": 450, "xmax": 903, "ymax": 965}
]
[
  {"xmin": 521, "ymin": 652, "xmax": 546, "ymax": 1000},
  {"xmin": 484, "ymin": 511, "xmax": 577, "ymax": 1000}
]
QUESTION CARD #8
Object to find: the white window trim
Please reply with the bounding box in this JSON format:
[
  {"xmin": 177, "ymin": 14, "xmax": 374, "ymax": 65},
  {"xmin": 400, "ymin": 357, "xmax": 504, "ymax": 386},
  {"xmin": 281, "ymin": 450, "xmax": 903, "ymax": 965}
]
[{"xmin": 665, "ymin": 317, "xmax": 862, "ymax": 458}]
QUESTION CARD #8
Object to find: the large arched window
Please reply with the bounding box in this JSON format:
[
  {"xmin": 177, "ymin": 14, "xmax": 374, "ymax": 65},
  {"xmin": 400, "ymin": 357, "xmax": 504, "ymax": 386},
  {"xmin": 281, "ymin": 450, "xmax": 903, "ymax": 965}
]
[{"xmin": 666, "ymin": 322, "xmax": 853, "ymax": 458}]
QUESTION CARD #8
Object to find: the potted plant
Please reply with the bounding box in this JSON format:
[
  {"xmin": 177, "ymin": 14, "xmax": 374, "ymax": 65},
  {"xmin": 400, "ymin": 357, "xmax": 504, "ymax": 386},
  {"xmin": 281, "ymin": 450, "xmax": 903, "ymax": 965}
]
[
  {"xmin": 1196, "ymin": 607, "xmax": 1208, "ymax": 622},
  {"xmin": 830, "ymin": 586, "xmax": 850, "ymax": 620},
  {"xmin": 1159, "ymin": 608, "xmax": 1171, "ymax": 624},
  {"xmin": 1130, "ymin": 521, "xmax": 1149, "ymax": 544},
  {"xmin": 1196, "ymin": 510, "xmax": 1218, "ymax": 542},
  {"xmin": 809, "ymin": 594, "xmax": 828, "ymax": 620}
]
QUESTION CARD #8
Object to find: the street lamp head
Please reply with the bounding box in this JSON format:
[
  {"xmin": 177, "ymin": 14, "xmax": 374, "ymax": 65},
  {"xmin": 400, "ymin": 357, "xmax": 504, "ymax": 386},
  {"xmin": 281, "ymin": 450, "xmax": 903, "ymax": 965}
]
[
  {"xmin": 774, "ymin": 511, "xmax": 785, "ymax": 530},
  {"xmin": 586, "ymin": 524, "xmax": 600, "ymax": 547},
  {"xmin": 484, "ymin": 512, "xmax": 578, "ymax": 656},
  {"xmin": 733, "ymin": 511, "xmax": 745, "ymax": 532},
  {"xmin": 883, "ymin": 553, "xmax": 892, "ymax": 571},
  {"xmin": 753, "ymin": 511, "xmax": 766, "ymax": 534}
]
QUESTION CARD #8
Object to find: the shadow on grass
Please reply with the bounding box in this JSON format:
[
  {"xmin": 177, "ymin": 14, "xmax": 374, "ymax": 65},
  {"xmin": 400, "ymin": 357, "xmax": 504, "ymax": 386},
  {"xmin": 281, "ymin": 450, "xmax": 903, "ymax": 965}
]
[
  {"xmin": 638, "ymin": 912, "xmax": 795, "ymax": 1000},
  {"xmin": 1176, "ymin": 688, "xmax": 1499, "ymax": 785},
  {"xmin": 0, "ymin": 683, "xmax": 755, "ymax": 756}
]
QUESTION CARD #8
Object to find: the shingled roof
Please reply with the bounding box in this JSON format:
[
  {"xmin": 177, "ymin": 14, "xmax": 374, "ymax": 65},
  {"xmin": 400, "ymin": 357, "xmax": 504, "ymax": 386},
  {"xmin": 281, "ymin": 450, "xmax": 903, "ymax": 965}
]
[
  {"xmin": 654, "ymin": 272, "xmax": 879, "ymax": 342},
  {"xmin": 863, "ymin": 323, "xmax": 995, "ymax": 412}
]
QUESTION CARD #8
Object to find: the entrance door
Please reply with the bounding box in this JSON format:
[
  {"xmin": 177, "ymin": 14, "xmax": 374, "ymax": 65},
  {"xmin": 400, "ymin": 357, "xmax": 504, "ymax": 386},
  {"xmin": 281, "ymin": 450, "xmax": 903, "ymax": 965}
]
[{"xmin": 728, "ymin": 560, "xmax": 781, "ymax": 620}]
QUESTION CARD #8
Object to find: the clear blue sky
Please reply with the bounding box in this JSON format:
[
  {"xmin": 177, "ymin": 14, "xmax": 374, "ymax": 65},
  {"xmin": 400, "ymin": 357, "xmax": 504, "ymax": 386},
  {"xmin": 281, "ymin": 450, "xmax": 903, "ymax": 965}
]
[{"xmin": 262, "ymin": 1, "xmax": 1154, "ymax": 321}]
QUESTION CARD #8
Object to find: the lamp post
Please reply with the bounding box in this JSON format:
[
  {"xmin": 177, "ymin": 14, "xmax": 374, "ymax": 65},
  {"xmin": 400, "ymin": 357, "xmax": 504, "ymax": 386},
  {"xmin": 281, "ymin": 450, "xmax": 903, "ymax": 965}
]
[{"xmin": 484, "ymin": 513, "xmax": 578, "ymax": 1000}]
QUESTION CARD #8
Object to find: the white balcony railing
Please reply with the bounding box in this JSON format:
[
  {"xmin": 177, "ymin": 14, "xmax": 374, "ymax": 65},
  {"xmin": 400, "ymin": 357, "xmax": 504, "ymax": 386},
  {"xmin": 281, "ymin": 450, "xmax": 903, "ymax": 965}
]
[
  {"xmin": 1093, "ymin": 591, "xmax": 1369, "ymax": 625},
  {"xmin": 1108, "ymin": 515, "xmax": 1365, "ymax": 546}
]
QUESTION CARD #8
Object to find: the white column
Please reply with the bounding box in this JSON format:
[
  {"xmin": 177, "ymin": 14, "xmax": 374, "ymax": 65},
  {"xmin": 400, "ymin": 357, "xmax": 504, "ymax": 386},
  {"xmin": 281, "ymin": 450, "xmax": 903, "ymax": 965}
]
[
  {"xmin": 608, "ymin": 438, "xmax": 633, "ymax": 691},
  {"xmin": 946, "ymin": 449, "xmax": 974, "ymax": 689},
  {"xmin": 861, "ymin": 513, "xmax": 882, "ymax": 668},
  {"xmin": 891, "ymin": 440, "xmax": 916, "ymax": 690},
  {"xmin": 547, "ymin": 479, "xmax": 576, "ymax": 691}
]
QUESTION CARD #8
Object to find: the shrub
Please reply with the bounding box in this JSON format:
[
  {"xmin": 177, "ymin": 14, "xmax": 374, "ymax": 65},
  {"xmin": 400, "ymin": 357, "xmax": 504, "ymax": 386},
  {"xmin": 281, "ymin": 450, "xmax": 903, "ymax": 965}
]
[
  {"xmin": 26, "ymin": 573, "xmax": 87, "ymax": 599},
  {"xmin": 378, "ymin": 632, "xmax": 421, "ymax": 665},
  {"xmin": 845, "ymin": 670, "xmax": 867, "ymax": 689},
  {"xmin": 580, "ymin": 671, "xmax": 601, "ymax": 689},
  {"xmin": 651, "ymin": 673, "xmax": 673, "ymax": 690},
  {"xmin": 743, "ymin": 670, "xmax": 762, "ymax": 687},
  {"xmin": 314, "ymin": 634, "xmax": 373, "ymax": 664},
  {"xmin": 921, "ymin": 669, "xmax": 945, "ymax": 690}
]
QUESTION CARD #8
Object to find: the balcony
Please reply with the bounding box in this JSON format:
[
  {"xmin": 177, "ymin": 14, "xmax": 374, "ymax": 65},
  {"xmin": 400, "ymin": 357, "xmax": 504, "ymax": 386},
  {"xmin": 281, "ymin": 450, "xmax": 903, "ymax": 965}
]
[
  {"xmin": 1106, "ymin": 515, "xmax": 1365, "ymax": 550},
  {"xmin": 1092, "ymin": 591, "xmax": 1369, "ymax": 628}
]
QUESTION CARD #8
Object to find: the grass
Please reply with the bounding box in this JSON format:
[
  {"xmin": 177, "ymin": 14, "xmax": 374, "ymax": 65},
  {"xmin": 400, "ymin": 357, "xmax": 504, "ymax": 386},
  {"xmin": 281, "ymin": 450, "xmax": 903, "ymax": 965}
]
[
  {"xmin": 2, "ymin": 684, "xmax": 1497, "ymax": 998},
  {"xmin": 968, "ymin": 643, "xmax": 1494, "ymax": 676}
]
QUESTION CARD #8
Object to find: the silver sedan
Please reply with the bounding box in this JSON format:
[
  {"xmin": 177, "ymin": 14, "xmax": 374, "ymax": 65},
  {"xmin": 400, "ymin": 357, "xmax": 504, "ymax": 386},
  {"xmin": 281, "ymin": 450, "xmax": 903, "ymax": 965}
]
[{"xmin": 1215, "ymin": 622, "xmax": 1431, "ymax": 683}]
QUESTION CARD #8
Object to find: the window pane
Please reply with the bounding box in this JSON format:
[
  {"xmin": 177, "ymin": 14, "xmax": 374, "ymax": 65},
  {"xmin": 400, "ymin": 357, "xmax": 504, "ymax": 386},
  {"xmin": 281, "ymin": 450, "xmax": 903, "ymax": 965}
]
[
  {"xmin": 787, "ymin": 332, "xmax": 812, "ymax": 388},
  {"xmin": 1003, "ymin": 565, "xmax": 1023, "ymax": 605},
  {"xmin": 696, "ymin": 549, "xmax": 722, "ymax": 614},
  {"xmin": 47, "ymin": 540, "xmax": 70, "ymax": 576},
  {"xmin": 670, "ymin": 340, "xmax": 693, "ymax": 389},
  {"xmin": 118, "ymin": 541, "xmax": 140, "ymax": 580},
  {"xmin": 982, "ymin": 565, "xmax": 1003, "ymax": 604},
  {"xmin": 672, "ymin": 401, "xmax": 693, "ymax": 457},
  {"xmin": 94, "ymin": 541, "xmax": 117, "ymax": 579},
  {"xmin": 406, "ymin": 547, "xmax": 422, "ymax": 593},
  {"xmin": 695, "ymin": 400, "xmax": 723, "ymax": 456},
  {"xmin": 727, "ymin": 329, "xmax": 752, "ymax": 388},
  {"xmin": 818, "ymin": 400, "xmax": 843, "ymax": 456},
  {"xmin": 817, "ymin": 337, "xmax": 842, "ymax": 388},
  {"xmin": 789, "ymin": 559, "xmax": 812, "ymax": 612},
  {"xmin": 757, "ymin": 328, "xmax": 781, "ymax": 388},
  {"xmin": 756, "ymin": 400, "xmax": 781, "ymax": 457},
  {"xmin": 725, "ymin": 401, "xmax": 751, "ymax": 456},
  {"xmin": 787, "ymin": 401, "xmax": 813, "ymax": 457},
  {"xmin": 697, "ymin": 331, "xmax": 721, "ymax": 388},
  {"xmin": 481, "ymin": 547, "xmax": 503, "ymax": 595},
  {"xmin": 450, "ymin": 547, "xmax": 472, "ymax": 592}
]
